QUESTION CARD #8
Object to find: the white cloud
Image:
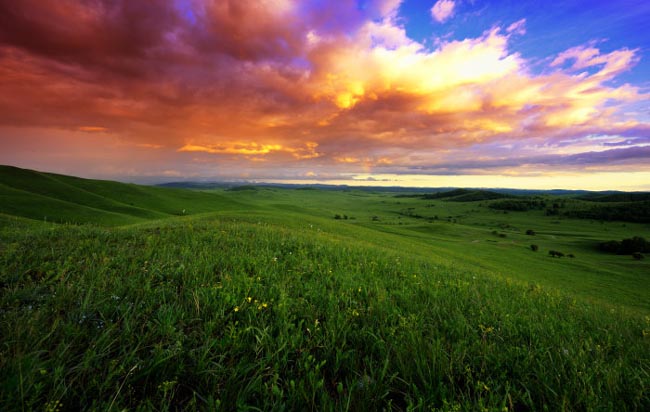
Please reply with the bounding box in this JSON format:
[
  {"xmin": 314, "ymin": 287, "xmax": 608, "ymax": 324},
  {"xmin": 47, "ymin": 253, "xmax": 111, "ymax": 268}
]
[
  {"xmin": 431, "ymin": 0, "xmax": 456, "ymax": 23},
  {"xmin": 506, "ymin": 18, "xmax": 526, "ymax": 36}
]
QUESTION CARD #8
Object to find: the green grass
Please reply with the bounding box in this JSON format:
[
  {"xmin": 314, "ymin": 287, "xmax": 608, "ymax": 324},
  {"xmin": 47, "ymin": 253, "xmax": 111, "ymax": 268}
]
[
  {"xmin": 0, "ymin": 165, "xmax": 244, "ymax": 225},
  {"xmin": 1, "ymin": 166, "xmax": 649, "ymax": 411}
]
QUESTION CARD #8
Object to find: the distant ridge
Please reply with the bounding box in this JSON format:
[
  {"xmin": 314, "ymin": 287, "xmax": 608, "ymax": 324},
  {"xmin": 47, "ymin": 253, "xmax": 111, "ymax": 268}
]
[
  {"xmin": 157, "ymin": 180, "xmax": 634, "ymax": 196},
  {"xmin": 577, "ymin": 192, "xmax": 650, "ymax": 202}
]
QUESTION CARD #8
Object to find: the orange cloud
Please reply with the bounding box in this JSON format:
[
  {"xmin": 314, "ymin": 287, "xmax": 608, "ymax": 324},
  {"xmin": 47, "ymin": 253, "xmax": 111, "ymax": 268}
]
[
  {"xmin": 77, "ymin": 126, "xmax": 108, "ymax": 132},
  {"xmin": 178, "ymin": 141, "xmax": 321, "ymax": 160}
]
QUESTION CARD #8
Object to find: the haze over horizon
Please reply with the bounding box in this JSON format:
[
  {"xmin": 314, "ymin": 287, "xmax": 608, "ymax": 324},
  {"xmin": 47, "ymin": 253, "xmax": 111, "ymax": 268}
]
[{"xmin": 1, "ymin": 0, "xmax": 649, "ymax": 190}]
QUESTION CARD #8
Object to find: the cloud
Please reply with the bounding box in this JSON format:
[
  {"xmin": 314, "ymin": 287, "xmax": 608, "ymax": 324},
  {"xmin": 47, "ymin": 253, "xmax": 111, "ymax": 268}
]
[
  {"xmin": 178, "ymin": 141, "xmax": 321, "ymax": 160},
  {"xmin": 551, "ymin": 44, "xmax": 639, "ymax": 78},
  {"xmin": 430, "ymin": 0, "xmax": 456, "ymax": 23},
  {"xmin": 506, "ymin": 18, "xmax": 526, "ymax": 36},
  {"xmin": 0, "ymin": 0, "xmax": 647, "ymax": 182},
  {"xmin": 77, "ymin": 126, "xmax": 108, "ymax": 133},
  {"xmin": 405, "ymin": 145, "xmax": 650, "ymax": 174}
]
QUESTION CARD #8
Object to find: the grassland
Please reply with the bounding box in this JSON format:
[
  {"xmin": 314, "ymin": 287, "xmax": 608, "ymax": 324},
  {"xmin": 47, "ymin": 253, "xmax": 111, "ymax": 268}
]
[{"xmin": 1, "ymin": 165, "xmax": 648, "ymax": 411}]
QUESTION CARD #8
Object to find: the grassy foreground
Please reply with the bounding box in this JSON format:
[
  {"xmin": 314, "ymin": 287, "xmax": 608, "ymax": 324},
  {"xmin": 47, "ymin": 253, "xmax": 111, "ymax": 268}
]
[
  {"xmin": 0, "ymin": 167, "xmax": 649, "ymax": 410},
  {"xmin": 2, "ymin": 216, "xmax": 649, "ymax": 411}
]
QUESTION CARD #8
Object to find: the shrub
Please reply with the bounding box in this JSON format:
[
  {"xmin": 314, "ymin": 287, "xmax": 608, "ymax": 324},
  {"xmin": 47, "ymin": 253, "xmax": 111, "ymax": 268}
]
[
  {"xmin": 526, "ymin": 229, "xmax": 536, "ymax": 236},
  {"xmin": 489, "ymin": 199, "xmax": 546, "ymax": 212},
  {"xmin": 599, "ymin": 240, "xmax": 621, "ymax": 253},
  {"xmin": 530, "ymin": 244, "xmax": 539, "ymax": 252},
  {"xmin": 549, "ymin": 250, "xmax": 564, "ymax": 258},
  {"xmin": 567, "ymin": 253, "xmax": 575, "ymax": 258},
  {"xmin": 633, "ymin": 252, "xmax": 644, "ymax": 260},
  {"xmin": 620, "ymin": 236, "xmax": 649, "ymax": 254},
  {"xmin": 599, "ymin": 236, "xmax": 649, "ymax": 255},
  {"xmin": 334, "ymin": 214, "xmax": 341, "ymax": 220}
]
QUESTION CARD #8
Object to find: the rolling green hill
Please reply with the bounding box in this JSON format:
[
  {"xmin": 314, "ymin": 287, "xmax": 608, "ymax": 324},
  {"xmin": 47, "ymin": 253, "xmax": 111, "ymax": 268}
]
[
  {"xmin": 0, "ymin": 165, "xmax": 244, "ymax": 225},
  {"xmin": 1, "ymin": 166, "xmax": 649, "ymax": 411}
]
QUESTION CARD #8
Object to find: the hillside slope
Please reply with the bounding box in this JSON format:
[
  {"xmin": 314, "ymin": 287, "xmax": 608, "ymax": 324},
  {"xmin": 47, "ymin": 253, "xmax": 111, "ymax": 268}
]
[{"xmin": 0, "ymin": 165, "xmax": 243, "ymax": 225}]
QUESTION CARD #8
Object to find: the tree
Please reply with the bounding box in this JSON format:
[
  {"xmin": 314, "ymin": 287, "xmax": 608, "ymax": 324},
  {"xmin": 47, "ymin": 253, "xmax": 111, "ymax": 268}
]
[{"xmin": 620, "ymin": 236, "xmax": 648, "ymax": 254}]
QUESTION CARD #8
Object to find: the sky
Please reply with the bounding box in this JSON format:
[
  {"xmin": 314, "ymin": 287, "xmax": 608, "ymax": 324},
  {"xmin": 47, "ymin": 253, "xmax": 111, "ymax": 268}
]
[{"xmin": 1, "ymin": 0, "xmax": 649, "ymax": 190}]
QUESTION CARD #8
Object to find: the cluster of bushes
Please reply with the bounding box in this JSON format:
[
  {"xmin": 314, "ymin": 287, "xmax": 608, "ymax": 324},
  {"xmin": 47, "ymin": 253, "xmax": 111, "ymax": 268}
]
[
  {"xmin": 529, "ymin": 245, "xmax": 575, "ymax": 258},
  {"xmin": 399, "ymin": 208, "xmax": 425, "ymax": 219},
  {"xmin": 599, "ymin": 236, "xmax": 649, "ymax": 256},
  {"xmin": 334, "ymin": 214, "xmax": 352, "ymax": 220},
  {"xmin": 489, "ymin": 199, "xmax": 546, "ymax": 211},
  {"xmin": 565, "ymin": 201, "xmax": 650, "ymax": 223},
  {"xmin": 421, "ymin": 189, "xmax": 510, "ymax": 202},
  {"xmin": 578, "ymin": 192, "xmax": 650, "ymax": 202},
  {"xmin": 545, "ymin": 202, "xmax": 564, "ymax": 216},
  {"xmin": 548, "ymin": 250, "xmax": 575, "ymax": 258}
]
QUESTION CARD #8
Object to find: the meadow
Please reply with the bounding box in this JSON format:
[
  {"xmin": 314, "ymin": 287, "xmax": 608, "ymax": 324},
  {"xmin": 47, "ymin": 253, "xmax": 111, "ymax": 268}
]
[{"xmin": 0, "ymin": 165, "xmax": 648, "ymax": 411}]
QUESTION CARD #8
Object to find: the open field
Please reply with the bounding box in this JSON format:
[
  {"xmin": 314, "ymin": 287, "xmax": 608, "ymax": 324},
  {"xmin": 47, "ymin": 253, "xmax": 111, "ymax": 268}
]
[{"xmin": 1, "ymin": 166, "xmax": 649, "ymax": 411}]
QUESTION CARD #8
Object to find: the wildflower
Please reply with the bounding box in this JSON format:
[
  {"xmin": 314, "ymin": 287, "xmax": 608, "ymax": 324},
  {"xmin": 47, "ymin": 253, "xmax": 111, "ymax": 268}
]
[
  {"xmin": 234, "ymin": 306, "xmax": 239, "ymax": 312},
  {"xmin": 246, "ymin": 297, "xmax": 252, "ymax": 303},
  {"xmin": 44, "ymin": 400, "xmax": 62, "ymax": 412},
  {"xmin": 158, "ymin": 380, "xmax": 177, "ymax": 392}
]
